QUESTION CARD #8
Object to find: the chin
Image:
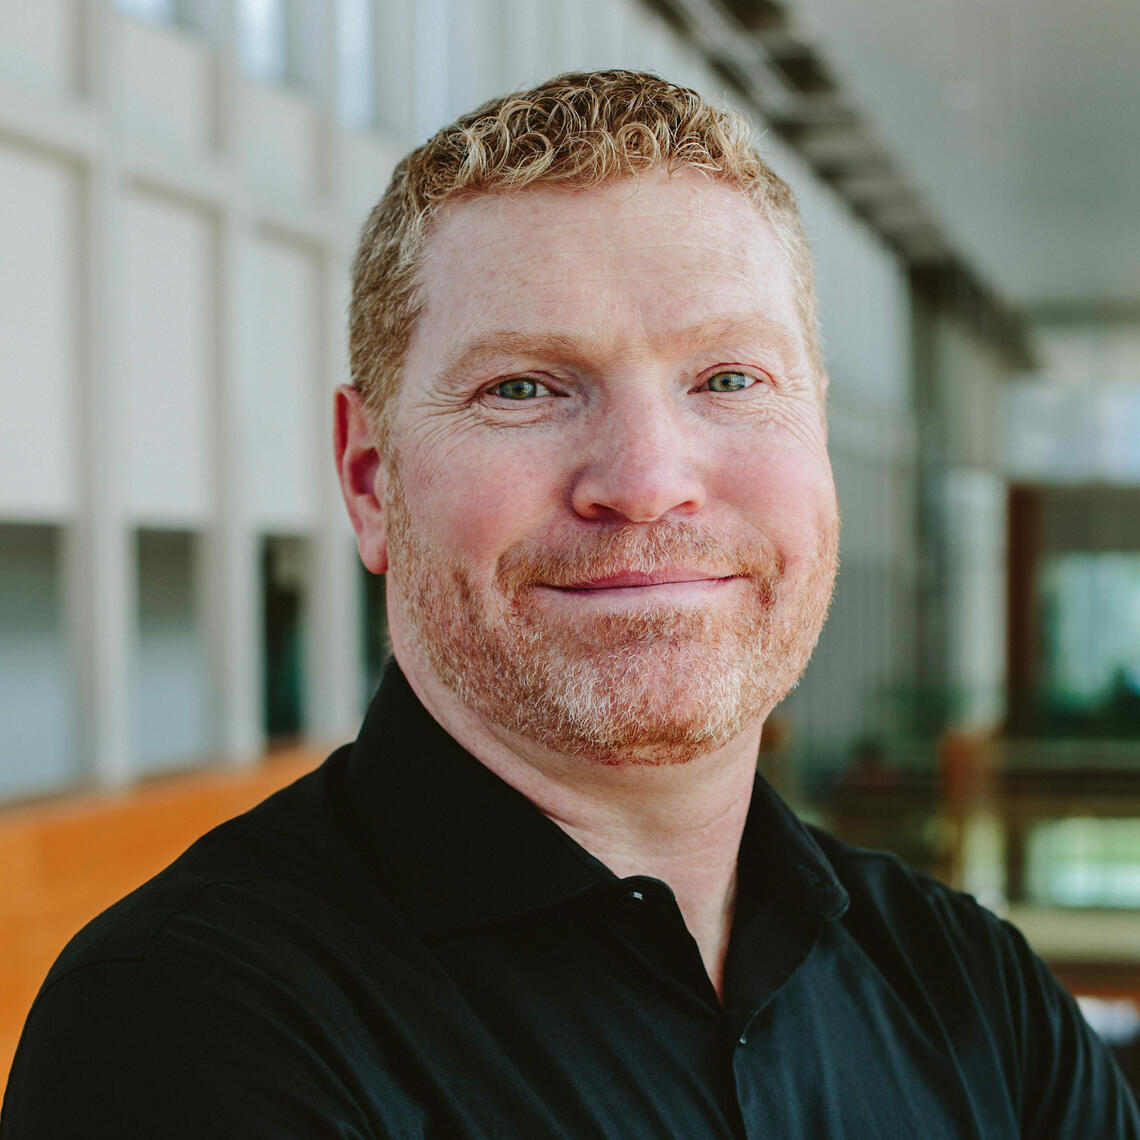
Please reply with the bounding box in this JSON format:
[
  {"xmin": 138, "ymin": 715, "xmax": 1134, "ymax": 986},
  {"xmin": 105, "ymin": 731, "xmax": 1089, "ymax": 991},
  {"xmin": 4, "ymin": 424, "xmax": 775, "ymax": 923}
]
[
  {"xmin": 443, "ymin": 632, "xmax": 780, "ymax": 766},
  {"xmin": 398, "ymin": 550, "xmax": 835, "ymax": 765}
]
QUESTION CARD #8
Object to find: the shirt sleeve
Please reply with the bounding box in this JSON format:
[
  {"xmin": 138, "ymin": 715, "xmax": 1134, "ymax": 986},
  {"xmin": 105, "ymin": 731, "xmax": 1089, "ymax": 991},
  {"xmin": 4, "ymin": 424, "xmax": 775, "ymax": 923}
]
[
  {"xmin": 843, "ymin": 845, "xmax": 1140, "ymax": 1138},
  {"xmin": 997, "ymin": 916, "xmax": 1140, "ymax": 1139},
  {"xmin": 0, "ymin": 960, "xmax": 421, "ymax": 1140}
]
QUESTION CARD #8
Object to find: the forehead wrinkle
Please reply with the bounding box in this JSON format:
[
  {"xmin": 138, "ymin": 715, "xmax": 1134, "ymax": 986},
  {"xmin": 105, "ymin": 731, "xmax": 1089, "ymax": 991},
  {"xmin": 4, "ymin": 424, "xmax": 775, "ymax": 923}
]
[
  {"xmin": 425, "ymin": 186, "xmax": 772, "ymax": 290},
  {"xmin": 674, "ymin": 312, "xmax": 806, "ymax": 360},
  {"xmin": 409, "ymin": 176, "xmax": 810, "ymax": 389}
]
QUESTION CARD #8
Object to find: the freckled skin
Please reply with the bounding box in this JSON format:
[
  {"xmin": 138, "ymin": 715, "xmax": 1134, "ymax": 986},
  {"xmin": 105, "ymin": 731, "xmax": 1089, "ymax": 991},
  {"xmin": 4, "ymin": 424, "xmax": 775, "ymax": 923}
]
[{"xmin": 360, "ymin": 170, "xmax": 838, "ymax": 765}]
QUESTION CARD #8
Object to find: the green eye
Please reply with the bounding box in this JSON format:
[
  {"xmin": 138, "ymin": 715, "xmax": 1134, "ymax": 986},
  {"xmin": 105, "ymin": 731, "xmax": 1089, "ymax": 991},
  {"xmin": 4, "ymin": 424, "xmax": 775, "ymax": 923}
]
[
  {"xmin": 493, "ymin": 378, "xmax": 541, "ymax": 400},
  {"xmin": 705, "ymin": 371, "xmax": 753, "ymax": 393}
]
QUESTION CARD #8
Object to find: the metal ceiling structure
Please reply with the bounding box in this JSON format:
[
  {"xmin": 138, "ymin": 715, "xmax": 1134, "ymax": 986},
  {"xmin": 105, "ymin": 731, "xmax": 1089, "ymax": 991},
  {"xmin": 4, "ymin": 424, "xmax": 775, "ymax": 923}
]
[
  {"xmin": 646, "ymin": 0, "xmax": 1140, "ymax": 368},
  {"xmin": 783, "ymin": 0, "xmax": 1140, "ymax": 317}
]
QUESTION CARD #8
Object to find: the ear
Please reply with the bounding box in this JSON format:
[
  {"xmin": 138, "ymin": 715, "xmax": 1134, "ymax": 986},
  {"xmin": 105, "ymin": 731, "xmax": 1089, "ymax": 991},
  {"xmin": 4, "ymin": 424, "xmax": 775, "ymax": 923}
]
[{"xmin": 333, "ymin": 385, "xmax": 389, "ymax": 574}]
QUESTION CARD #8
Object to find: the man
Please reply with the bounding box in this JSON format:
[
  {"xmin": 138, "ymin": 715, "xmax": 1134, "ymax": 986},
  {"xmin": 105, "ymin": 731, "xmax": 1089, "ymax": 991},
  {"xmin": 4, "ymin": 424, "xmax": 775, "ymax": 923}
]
[{"xmin": 3, "ymin": 70, "xmax": 1137, "ymax": 1138}]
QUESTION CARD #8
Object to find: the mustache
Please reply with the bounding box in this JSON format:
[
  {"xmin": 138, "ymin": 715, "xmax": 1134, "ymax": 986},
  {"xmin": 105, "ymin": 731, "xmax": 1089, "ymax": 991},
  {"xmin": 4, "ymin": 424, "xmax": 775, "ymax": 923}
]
[{"xmin": 495, "ymin": 522, "xmax": 784, "ymax": 591}]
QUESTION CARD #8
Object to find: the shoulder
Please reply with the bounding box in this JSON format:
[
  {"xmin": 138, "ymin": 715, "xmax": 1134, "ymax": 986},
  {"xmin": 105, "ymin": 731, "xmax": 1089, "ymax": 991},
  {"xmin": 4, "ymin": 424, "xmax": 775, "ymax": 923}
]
[
  {"xmin": 32, "ymin": 746, "xmax": 414, "ymax": 1014},
  {"xmin": 811, "ymin": 824, "xmax": 1009, "ymax": 948},
  {"xmin": 808, "ymin": 826, "xmax": 1140, "ymax": 1138},
  {"xmin": 809, "ymin": 826, "xmax": 1044, "ymax": 1025},
  {"xmin": 2, "ymin": 749, "xmax": 417, "ymax": 1136}
]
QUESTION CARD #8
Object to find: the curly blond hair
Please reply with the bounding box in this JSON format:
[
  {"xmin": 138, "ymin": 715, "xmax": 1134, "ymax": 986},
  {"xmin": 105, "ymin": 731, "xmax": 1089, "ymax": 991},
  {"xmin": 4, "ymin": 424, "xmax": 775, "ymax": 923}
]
[{"xmin": 350, "ymin": 70, "xmax": 818, "ymax": 445}]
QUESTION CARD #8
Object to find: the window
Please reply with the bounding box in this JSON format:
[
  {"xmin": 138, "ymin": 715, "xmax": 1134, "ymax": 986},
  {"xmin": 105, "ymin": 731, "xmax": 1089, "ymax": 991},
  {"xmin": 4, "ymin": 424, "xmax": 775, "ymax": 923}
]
[
  {"xmin": 113, "ymin": 0, "xmax": 178, "ymax": 23},
  {"xmin": 0, "ymin": 525, "xmax": 75, "ymax": 801},
  {"xmin": 1027, "ymin": 818, "xmax": 1140, "ymax": 908},
  {"xmin": 1040, "ymin": 552, "xmax": 1140, "ymax": 735},
  {"xmin": 238, "ymin": 0, "xmax": 289, "ymax": 83},
  {"xmin": 337, "ymin": 0, "xmax": 375, "ymax": 128},
  {"xmin": 238, "ymin": 0, "xmax": 318, "ymax": 89},
  {"xmin": 111, "ymin": 0, "xmax": 205, "ymax": 33},
  {"xmin": 133, "ymin": 529, "xmax": 213, "ymax": 774}
]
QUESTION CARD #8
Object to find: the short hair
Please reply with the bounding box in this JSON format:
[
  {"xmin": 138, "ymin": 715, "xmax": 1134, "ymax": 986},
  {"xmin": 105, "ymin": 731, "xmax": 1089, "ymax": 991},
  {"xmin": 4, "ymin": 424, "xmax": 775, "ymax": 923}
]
[{"xmin": 350, "ymin": 69, "xmax": 819, "ymax": 446}]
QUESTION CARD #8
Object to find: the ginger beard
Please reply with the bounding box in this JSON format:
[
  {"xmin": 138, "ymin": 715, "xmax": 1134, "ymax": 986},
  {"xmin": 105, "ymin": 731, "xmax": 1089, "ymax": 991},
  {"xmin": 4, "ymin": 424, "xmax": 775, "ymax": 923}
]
[{"xmin": 385, "ymin": 466, "xmax": 839, "ymax": 765}]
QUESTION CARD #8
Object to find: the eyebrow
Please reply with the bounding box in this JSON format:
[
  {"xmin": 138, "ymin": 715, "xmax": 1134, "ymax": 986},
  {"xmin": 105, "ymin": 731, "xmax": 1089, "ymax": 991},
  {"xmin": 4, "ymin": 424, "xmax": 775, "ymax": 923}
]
[
  {"xmin": 435, "ymin": 314, "xmax": 805, "ymax": 387},
  {"xmin": 677, "ymin": 314, "xmax": 804, "ymax": 358},
  {"xmin": 436, "ymin": 332, "xmax": 585, "ymax": 389}
]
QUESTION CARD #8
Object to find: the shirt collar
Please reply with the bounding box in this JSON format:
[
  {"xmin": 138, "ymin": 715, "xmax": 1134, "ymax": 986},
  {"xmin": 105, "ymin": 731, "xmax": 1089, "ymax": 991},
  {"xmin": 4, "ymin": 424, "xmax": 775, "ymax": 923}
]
[
  {"xmin": 339, "ymin": 661, "xmax": 612, "ymax": 932},
  {"xmin": 338, "ymin": 659, "xmax": 848, "ymax": 933},
  {"xmin": 736, "ymin": 777, "xmax": 850, "ymax": 924}
]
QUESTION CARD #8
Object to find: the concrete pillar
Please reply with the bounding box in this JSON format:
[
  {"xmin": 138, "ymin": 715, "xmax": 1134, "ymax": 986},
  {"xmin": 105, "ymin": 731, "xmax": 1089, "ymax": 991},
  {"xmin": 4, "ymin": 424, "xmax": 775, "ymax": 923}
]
[
  {"xmin": 69, "ymin": 0, "xmax": 133, "ymax": 790},
  {"xmin": 307, "ymin": 0, "xmax": 365, "ymax": 742},
  {"xmin": 207, "ymin": 0, "xmax": 264, "ymax": 765}
]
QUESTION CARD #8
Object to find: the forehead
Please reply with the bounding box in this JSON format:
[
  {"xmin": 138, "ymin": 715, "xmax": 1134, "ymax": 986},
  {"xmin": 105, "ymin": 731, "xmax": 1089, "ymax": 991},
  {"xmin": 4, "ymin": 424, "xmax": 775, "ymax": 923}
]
[{"xmin": 407, "ymin": 170, "xmax": 803, "ymax": 369}]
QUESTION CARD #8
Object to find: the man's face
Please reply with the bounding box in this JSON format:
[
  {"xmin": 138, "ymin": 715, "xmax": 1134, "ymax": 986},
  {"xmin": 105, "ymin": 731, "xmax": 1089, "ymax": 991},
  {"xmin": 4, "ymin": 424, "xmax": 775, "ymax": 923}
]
[{"xmin": 381, "ymin": 170, "xmax": 838, "ymax": 764}]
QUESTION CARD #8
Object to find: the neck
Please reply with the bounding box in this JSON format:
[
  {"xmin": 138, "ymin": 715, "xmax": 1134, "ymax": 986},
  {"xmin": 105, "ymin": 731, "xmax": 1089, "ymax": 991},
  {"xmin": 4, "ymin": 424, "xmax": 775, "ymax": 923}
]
[
  {"xmin": 552, "ymin": 779, "xmax": 749, "ymax": 999},
  {"xmin": 400, "ymin": 656, "xmax": 761, "ymax": 1001}
]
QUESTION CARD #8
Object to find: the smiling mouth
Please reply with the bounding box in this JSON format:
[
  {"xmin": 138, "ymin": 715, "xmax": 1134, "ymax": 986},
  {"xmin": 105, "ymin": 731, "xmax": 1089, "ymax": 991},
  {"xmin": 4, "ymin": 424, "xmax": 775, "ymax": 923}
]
[{"xmin": 550, "ymin": 570, "xmax": 739, "ymax": 591}]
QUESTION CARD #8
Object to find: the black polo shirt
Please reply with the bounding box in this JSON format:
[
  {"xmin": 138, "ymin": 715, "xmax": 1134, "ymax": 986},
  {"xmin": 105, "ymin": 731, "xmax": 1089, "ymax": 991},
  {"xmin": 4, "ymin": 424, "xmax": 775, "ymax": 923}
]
[{"xmin": 3, "ymin": 663, "xmax": 1138, "ymax": 1138}]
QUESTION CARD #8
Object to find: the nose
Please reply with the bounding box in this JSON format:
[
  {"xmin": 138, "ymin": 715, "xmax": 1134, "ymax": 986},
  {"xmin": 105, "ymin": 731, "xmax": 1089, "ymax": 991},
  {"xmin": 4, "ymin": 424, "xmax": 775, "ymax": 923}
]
[{"xmin": 570, "ymin": 392, "xmax": 706, "ymax": 523}]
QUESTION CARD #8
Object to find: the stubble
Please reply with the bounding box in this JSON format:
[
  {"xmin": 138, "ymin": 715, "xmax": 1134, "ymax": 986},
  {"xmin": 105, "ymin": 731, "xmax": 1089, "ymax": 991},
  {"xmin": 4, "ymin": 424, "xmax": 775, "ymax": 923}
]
[{"xmin": 385, "ymin": 466, "xmax": 838, "ymax": 765}]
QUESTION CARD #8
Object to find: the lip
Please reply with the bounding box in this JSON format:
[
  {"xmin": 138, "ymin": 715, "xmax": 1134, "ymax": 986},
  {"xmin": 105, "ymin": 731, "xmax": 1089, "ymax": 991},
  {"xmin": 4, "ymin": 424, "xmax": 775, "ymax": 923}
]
[{"xmin": 552, "ymin": 569, "xmax": 734, "ymax": 591}]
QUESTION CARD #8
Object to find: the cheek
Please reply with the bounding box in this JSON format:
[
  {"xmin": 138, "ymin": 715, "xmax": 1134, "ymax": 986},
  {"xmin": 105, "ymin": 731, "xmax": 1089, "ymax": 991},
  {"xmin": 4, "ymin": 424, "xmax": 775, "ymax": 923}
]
[
  {"xmin": 407, "ymin": 450, "xmax": 561, "ymax": 573},
  {"xmin": 725, "ymin": 445, "xmax": 837, "ymax": 550}
]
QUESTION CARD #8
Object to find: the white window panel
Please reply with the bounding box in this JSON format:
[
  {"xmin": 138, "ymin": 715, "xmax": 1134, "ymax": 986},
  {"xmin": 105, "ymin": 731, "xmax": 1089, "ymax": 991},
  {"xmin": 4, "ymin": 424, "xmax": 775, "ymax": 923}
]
[
  {"xmin": 0, "ymin": 0, "xmax": 80, "ymax": 93},
  {"xmin": 125, "ymin": 192, "xmax": 216, "ymax": 524},
  {"xmin": 239, "ymin": 0, "xmax": 318, "ymax": 90},
  {"xmin": 0, "ymin": 146, "xmax": 79, "ymax": 519},
  {"xmin": 245, "ymin": 235, "xmax": 321, "ymax": 530},
  {"xmin": 244, "ymin": 79, "xmax": 321, "ymax": 200},
  {"xmin": 123, "ymin": 16, "xmax": 215, "ymax": 154},
  {"xmin": 337, "ymin": 0, "xmax": 375, "ymax": 129},
  {"xmin": 239, "ymin": 0, "xmax": 289, "ymax": 83}
]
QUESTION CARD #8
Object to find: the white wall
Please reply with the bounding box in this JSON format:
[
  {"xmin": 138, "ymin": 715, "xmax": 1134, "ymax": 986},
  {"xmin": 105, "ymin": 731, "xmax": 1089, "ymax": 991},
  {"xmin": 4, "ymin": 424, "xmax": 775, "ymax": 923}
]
[
  {"xmin": 245, "ymin": 234, "xmax": 322, "ymax": 531},
  {"xmin": 125, "ymin": 192, "xmax": 215, "ymax": 524},
  {"xmin": 122, "ymin": 16, "xmax": 215, "ymax": 154},
  {"xmin": 0, "ymin": 146, "xmax": 80, "ymax": 520},
  {"xmin": 245, "ymin": 81, "xmax": 322, "ymax": 202},
  {"xmin": 0, "ymin": 0, "xmax": 79, "ymax": 96}
]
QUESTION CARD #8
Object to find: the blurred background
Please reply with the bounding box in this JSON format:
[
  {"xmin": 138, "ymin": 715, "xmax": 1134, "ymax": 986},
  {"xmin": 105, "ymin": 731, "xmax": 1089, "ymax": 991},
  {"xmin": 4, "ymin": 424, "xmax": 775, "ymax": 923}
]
[{"xmin": 2, "ymin": 0, "xmax": 1139, "ymax": 1090}]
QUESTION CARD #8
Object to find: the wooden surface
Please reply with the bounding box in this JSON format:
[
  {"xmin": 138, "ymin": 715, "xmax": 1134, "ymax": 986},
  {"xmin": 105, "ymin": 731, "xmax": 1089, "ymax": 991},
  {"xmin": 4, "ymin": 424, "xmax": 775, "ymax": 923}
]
[{"xmin": 0, "ymin": 748, "xmax": 324, "ymax": 1096}]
